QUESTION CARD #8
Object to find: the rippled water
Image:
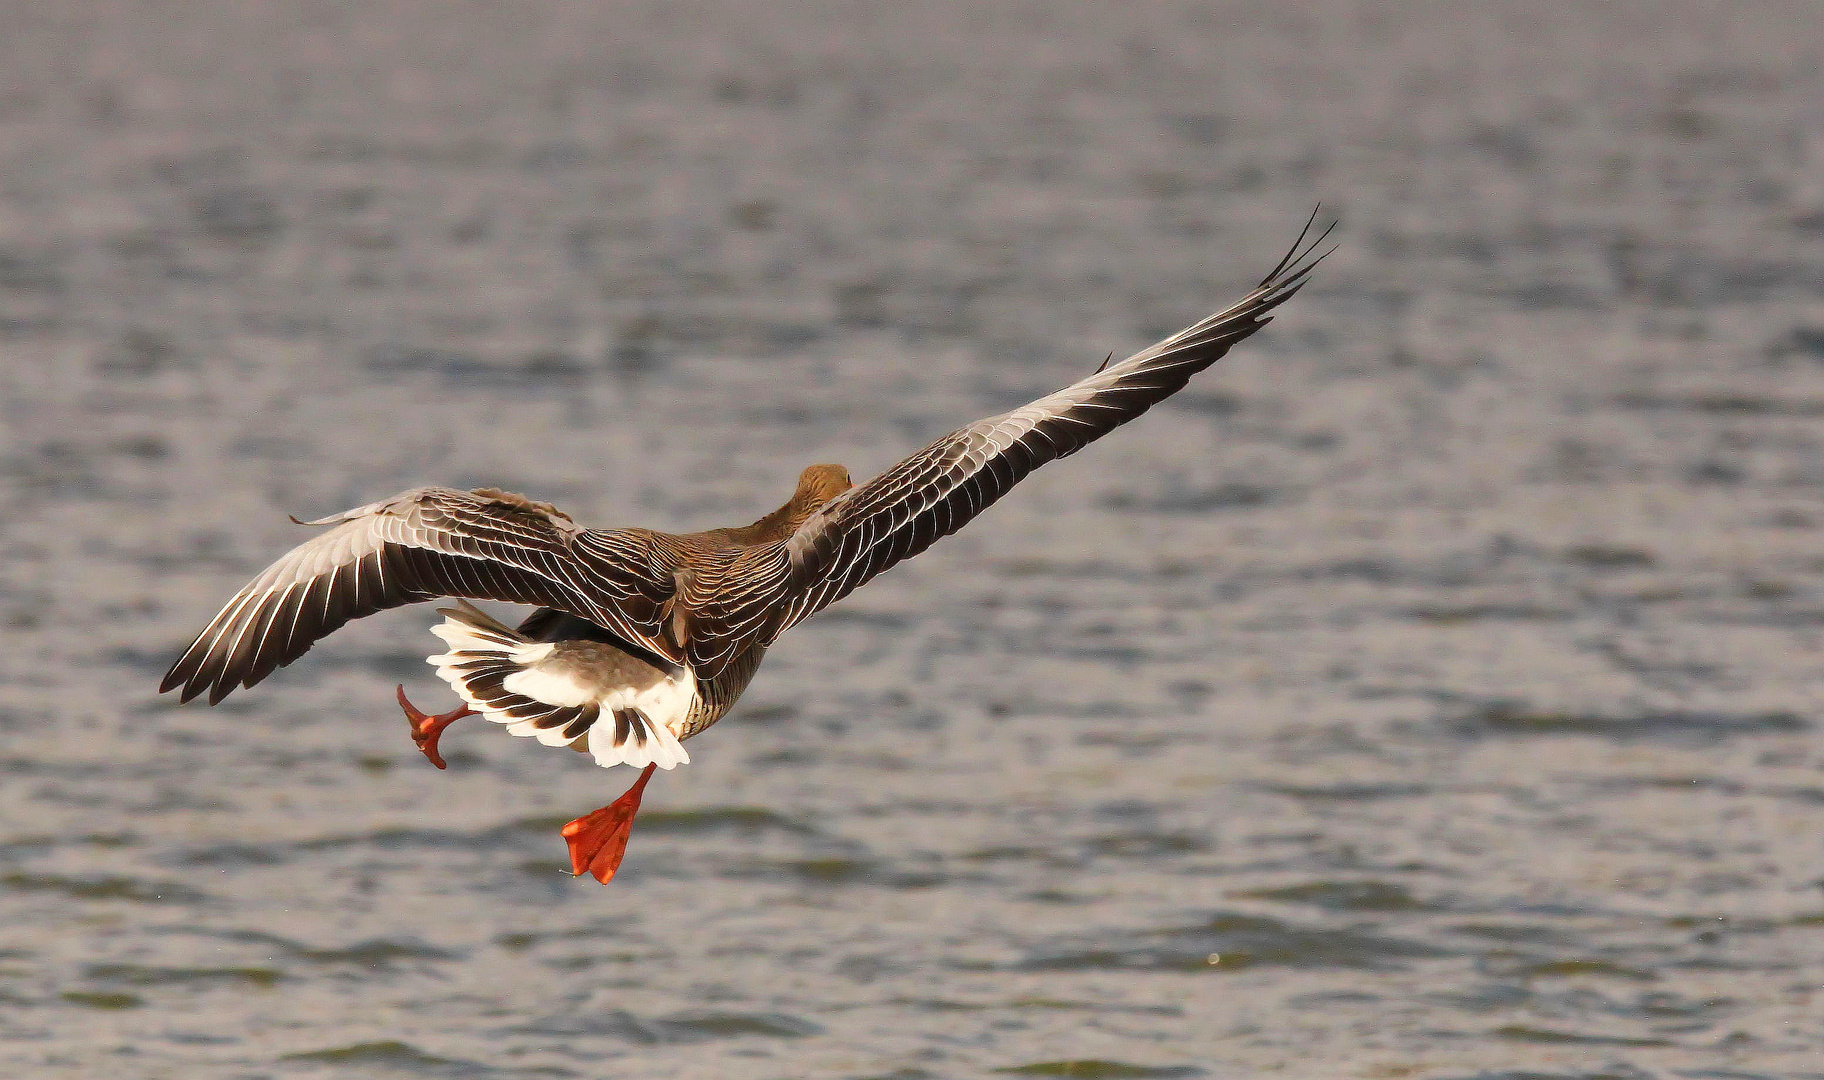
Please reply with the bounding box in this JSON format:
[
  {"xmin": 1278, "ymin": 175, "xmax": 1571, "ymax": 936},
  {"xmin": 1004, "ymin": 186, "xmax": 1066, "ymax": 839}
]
[{"xmin": 5, "ymin": 2, "xmax": 1824, "ymax": 1077}]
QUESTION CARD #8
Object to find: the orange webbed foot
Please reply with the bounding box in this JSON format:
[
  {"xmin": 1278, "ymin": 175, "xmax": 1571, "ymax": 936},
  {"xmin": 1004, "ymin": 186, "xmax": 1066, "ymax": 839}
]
[
  {"xmin": 396, "ymin": 684, "xmax": 475, "ymax": 770},
  {"xmin": 561, "ymin": 763, "xmax": 659, "ymax": 884}
]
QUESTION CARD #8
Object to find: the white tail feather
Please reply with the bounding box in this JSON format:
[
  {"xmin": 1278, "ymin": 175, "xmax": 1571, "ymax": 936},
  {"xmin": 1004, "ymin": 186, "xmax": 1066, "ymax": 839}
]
[{"xmin": 421, "ymin": 602, "xmax": 692, "ymax": 771}]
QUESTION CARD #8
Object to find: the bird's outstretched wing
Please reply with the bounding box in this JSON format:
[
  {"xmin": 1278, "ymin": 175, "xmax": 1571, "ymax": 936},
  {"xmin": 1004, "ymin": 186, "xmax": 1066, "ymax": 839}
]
[
  {"xmin": 768, "ymin": 214, "xmax": 1333, "ymax": 640},
  {"xmin": 160, "ymin": 486, "xmax": 674, "ymax": 704}
]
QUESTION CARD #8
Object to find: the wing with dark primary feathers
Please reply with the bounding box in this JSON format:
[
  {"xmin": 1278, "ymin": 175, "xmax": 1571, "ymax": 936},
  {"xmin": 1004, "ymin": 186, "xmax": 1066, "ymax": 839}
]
[
  {"xmin": 164, "ymin": 215, "xmax": 1331, "ymax": 700},
  {"xmin": 160, "ymin": 487, "xmax": 675, "ymax": 705},
  {"xmin": 768, "ymin": 213, "xmax": 1333, "ymax": 640}
]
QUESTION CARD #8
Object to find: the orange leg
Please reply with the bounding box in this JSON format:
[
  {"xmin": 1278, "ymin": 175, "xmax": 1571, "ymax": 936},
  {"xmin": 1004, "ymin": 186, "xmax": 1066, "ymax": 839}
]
[
  {"xmin": 561, "ymin": 763, "xmax": 659, "ymax": 885},
  {"xmin": 395, "ymin": 685, "xmax": 475, "ymax": 770}
]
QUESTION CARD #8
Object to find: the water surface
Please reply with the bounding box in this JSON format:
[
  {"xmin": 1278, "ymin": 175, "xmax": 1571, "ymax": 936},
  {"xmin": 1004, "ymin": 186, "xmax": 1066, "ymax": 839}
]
[{"xmin": 3, "ymin": 2, "xmax": 1824, "ymax": 1077}]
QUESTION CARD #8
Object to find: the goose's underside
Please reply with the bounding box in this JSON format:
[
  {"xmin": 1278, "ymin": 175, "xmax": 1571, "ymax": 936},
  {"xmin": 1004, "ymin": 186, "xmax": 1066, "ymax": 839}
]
[{"xmin": 158, "ymin": 215, "xmax": 1331, "ymax": 885}]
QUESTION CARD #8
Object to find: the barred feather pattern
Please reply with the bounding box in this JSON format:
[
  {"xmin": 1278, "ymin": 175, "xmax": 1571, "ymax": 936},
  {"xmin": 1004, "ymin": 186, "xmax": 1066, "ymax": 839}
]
[
  {"xmin": 760, "ymin": 214, "xmax": 1332, "ymax": 647},
  {"xmin": 162, "ymin": 216, "xmax": 1329, "ymax": 724},
  {"xmin": 428, "ymin": 601, "xmax": 691, "ymax": 770}
]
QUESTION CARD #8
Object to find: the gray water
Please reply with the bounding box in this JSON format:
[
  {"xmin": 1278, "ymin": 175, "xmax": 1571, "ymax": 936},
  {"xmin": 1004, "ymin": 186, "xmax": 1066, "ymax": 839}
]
[{"xmin": 4, "ymin": 2, "xmax": 1824, "ymax": 1077}]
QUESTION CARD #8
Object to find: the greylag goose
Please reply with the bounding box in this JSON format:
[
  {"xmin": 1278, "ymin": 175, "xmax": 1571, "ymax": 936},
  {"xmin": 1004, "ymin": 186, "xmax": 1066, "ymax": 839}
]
[{"xmin": 161, "ymin": 215, "xmax": 1331, "ymax": 883}]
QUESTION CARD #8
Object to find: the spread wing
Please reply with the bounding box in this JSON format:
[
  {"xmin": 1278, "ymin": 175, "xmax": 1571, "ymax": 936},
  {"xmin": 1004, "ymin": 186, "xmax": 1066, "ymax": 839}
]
[
  {"xmin": 160, "ymin": 486, "xmax": 675, "ymax": 704},
  {"xmin": 769, "ymin": 215, "xmax": 1332, "ymax": 640}
]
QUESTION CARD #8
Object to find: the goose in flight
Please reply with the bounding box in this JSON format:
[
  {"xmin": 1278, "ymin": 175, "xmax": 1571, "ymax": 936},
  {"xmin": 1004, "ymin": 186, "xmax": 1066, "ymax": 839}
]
[{"xmin": 161, "ymin": 215, "xmax": 1331, "ymax": 884}]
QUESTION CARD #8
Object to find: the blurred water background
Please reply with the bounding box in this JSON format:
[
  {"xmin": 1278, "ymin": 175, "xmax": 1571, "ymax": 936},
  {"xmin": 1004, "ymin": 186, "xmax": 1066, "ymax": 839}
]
[{"xmin": 3, "ymin": 2, "xmax": 1824, "ymax": 1077}]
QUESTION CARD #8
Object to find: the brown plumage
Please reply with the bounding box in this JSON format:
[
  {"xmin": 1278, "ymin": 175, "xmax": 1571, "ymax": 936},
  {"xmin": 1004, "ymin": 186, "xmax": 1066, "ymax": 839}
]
[{"xmin": 160, "ymin": 214, "xmax": 1332, "ymax": 883}]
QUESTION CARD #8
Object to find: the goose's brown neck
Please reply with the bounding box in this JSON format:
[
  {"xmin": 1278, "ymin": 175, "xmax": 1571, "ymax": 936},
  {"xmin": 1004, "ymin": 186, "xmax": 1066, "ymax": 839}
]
[{"xmin": 717, "ymin": 463, "xmax": 852, "ymax": 545}]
